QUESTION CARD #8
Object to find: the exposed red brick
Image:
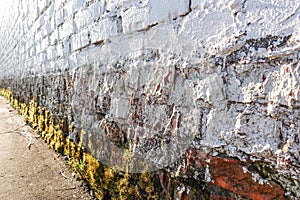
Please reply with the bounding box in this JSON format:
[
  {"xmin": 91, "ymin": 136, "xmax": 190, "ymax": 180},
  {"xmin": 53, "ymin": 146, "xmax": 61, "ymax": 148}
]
[
  {"xmin": 207, "ymin": 156, "xmax": 285, "ymax": 200},
  {"xmin": 183, "ymin": 149, "xmax": 285, "ymax": 200}
]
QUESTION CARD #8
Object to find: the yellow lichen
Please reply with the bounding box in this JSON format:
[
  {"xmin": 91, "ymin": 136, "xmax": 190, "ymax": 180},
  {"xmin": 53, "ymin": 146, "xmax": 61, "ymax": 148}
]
[{"xmin": 0, "ymin": 88, "xmax": 161, "ymax": 200}]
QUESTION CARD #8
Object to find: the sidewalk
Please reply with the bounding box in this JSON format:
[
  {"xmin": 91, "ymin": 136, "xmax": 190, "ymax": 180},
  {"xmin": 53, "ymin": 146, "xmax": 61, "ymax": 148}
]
[{"xmin": 0, "ymin": 96, "xmax": 95, "ymax": 200}]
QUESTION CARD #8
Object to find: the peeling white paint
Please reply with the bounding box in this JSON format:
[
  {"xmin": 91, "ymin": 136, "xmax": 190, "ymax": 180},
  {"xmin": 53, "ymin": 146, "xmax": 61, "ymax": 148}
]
[{"xmin": 0, "ymin": 0, "xmax": 300, "ymax": 197}]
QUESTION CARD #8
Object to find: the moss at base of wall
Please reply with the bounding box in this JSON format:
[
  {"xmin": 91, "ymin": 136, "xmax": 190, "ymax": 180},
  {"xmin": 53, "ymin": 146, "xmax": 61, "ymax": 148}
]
[
  {"xmin": 0, "ymin": 88, "xmax": 161, "ymax": 200},
  {"xmin": 4, "ymin": 87, "xmax": 281, "ymax": 200}
]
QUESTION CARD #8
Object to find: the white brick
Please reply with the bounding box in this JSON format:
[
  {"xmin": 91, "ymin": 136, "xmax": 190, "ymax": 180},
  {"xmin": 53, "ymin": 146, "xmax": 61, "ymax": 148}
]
[
  {"xmin": 38, "ymin": 12, "xmax": 46, "ymax": 27},
  {"xmin": 40, "ymin": 26, "xmax": 48, "ymax": 38},
  {"xmin": 80, "ymin": 28, "xmax": 90, "ymax": 48},
  {"xmin": 30, "ymin": 46, "xmax": 36, "ymax": 57},
  {"xmin": 33, "ymin": 55, "xmax": 39, "ymax": 66},
  {"xmin": 21, "ymin": 0, "xmax": 30, "ymax": 17},
  {"xmin": 32, "ymin": 18, "xmax": 40, "ymax": 32},
  {"xmin": 90, "ymin": 18, "xmax": 118, "ymax": 43},
  {"xmin": 57, "ymin": 25, "xmax": 63, "ymax": 40},
  {"xmin": 152, "ymin": 0, "xmax": 190, "ymax": 18},
  {"xmin": 69, "ymin": 29, "xmax": 89, "ymax": 51},
  {"xmin": 121, "ymin": 6, "xmax": 148, "ymax": 34},
  {"xmin": 92, "ymin": 1, "xmax": 105, "ymax": 20},
  {"xmin": 50, "ymin": 15, "xmax": 56, "ymax": 30},
  {"xmin": 68, "ymin": 52, "xmax": 77, "ymax": 69},
  {"xmin": 45, "ymin": 3, "xmax": 55, "ymax": 18},
  {"xmin": 57, "ymin": 42, "xmax": 64, "ymax": 57},
  {"xmin": 38, "ymin": 51, "xmax": 47, "ymax": 63},
  {"xmin": 121, "ymin": 0, "xmax": 190, "ymax": 33},
  {"xmin": 74, "ymin": 8, "xmax": 94, "ymax": 30},
  {"xmin": 70, "ymin": 0, "xmax": 85, "ymax": 13},
  {"xmin": 25, "ymin": 50, "xmax": 29, "ymax": 60},
  {"xmin": 62, "ymin": 38, "xmax": 70, "ymax": 54},
  {"xmin": 71, "ymin": 33, "xmax": 81, "ymax": 51},
  {"xmin": 43, "ymin": 22, "xmax": 52, "ymax": 35},
  {"xmin": 25, "ymin": 58, "xmax": 33, "ymax": 70},
  {"xmin": 38, "ymin": 0, "xmax": 48, "ymax": 14},
  {"xmin": 63, "ymin": 2, "xmax": 74, "ymax": 19},
  {"xmin": 191, "ymin": 0, "xmax": 206, "ymax": 9},
  {"xmin": 60, "ymin": 17, "xmax": 75, "ymax": 39},
  {"xmin": 50, "ymin": 29, "xmax": 59, "ymax": 45},
  {"xmin": 54, "ymin": 0, "xmax": 65, "ymax": 10},
  {"xmin": 47, "ymin": 46, "xmax": 57, "ymax": 60},
  {"xmin": 36, "ymin": 41, "xmax": 42, "ymax": 53},
  {"xmin": 41, "ymin": 37, "xmax": 49, "ymax": 51},
  {"xmin": 29, "ymin": 0, "xmax": 39, "ymax": 20},
  {"xmin": 106, "ymin": 0, "xmax": 121, "ymax": 11},
  {"xmin": 55, "ymin": 8, "xmax": 64, "ymax": 26},
  {"xmin": 76, "ymin": 47, "xmax": 89, "ymax": 66},
  {"xmin": 87, "ymin": 45, "xmax": 102, "ymax": 63},
  {"xmin": 111, "ymin": 98, "xmax": 129, "ymax": 120},
  {"xmin": 49, "ymin": 61, "xmax": 55, "ymax": 72}
]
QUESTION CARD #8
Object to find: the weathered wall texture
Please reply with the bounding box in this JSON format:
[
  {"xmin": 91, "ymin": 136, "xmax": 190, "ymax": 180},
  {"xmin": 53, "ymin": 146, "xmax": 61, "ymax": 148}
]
[{"xmin": 0, "ymin": 0, "xmax": 300, "ymax": 199}]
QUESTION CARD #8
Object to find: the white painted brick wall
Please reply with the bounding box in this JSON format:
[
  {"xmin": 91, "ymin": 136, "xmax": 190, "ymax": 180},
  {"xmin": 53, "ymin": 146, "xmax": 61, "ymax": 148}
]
[
  {"xmin": 43, "ymin": 22, "xmax": 52, "ymax": 36},
  {"xmin": 38, "ymin": 12, "xmax": 46, "ymax": 28},
  {"xmin": 47, "ymin": 46, "xmax": 57, "ymax": 60},
  {"xmin": 90, "ymin": 18, "xmax": 118, "ymax": 43},
  {"xmin": 72, "ymin": 0, "xmax": 85, "ymax": 12},
  {"xmin": 121, "ymin": 0, "xmax": 190, "ymax": 33},
  {"xmin": 0, "ymin": 3, "xmax": 300, "ymax": 193},
  {"xmin": 49, "ymin": 29, "xmax": 59, "ymax": 45},
  {"xmin": 38, "ymin": 0, "xmax": 48, "ymax": 14},
  {"xmin": 63, "ymin": 1, "xmax": 75, "ymax": 19},
  {"xmin": 41, "ymin": 38, "xmax": 49, "ymax": 51},
  {"xmin": 121, "ymin": 6, "xmax": 149, "ymax": 34},
  {"xmin": 79, "ymin": 28, "xmax": 90, "ymax": 48},
  {"xmin": 74, "ymin": 8, "xmax": 94, "ymax": 30},
  {"xmin": 62, "ymin": 38, "xmax": 70, "ymax": 55},
  {"xmin": 93, "ymin": 1, "xmax": 105, "ymax": 20},
  {"xmin": 54, "ymin": 0, "xmax": 65, "ymax": 10},
  {"xmin": 55, "ymin": 8, "xmax": 65, "ymax": 26},
  {"xmin": 56, "ymin": 42, "xmax": 64, "ymax": 57},
  {"xmin": 71, "ymin": 33, "xmax": 81, "ymax": 51},
  {"xmin": 63, "ymin": 17, "xmax": 75, "ymax": 38}
]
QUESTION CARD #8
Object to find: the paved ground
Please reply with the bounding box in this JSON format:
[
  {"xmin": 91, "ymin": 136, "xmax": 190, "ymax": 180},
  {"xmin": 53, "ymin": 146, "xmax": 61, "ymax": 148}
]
[{"xmin": 0, "ymin": 96, "xmax": 95, "ymax": 200}]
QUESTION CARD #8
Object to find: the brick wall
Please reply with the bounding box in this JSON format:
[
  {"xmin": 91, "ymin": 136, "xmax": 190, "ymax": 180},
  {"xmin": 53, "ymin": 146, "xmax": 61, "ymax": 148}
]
[{"xmin": 0, "ymin": 0, "xmax": 300, "ymax": 199}]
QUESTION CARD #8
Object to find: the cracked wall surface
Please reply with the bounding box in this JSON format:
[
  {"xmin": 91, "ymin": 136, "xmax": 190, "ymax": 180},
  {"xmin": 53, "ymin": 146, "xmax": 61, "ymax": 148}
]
[{"xmin": 0, "ymin": 0, "xmax": 300, "ymax": 199}]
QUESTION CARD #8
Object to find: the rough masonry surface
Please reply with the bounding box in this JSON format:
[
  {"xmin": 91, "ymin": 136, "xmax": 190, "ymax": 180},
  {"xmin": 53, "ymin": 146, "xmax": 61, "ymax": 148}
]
[{"xmin": 0, "ymin": 0, "xmax": 299, "ymax": 199}]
